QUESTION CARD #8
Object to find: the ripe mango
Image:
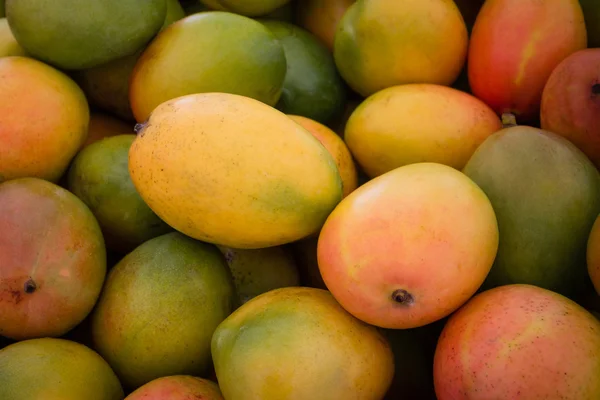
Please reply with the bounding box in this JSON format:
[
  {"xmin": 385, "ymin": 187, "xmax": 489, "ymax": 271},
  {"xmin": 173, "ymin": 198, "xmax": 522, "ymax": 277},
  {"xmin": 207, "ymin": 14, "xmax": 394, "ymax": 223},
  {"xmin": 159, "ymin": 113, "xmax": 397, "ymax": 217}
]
[{"xmin": 129, "ymin": 93, "xmax": 342, "ymax": 249}]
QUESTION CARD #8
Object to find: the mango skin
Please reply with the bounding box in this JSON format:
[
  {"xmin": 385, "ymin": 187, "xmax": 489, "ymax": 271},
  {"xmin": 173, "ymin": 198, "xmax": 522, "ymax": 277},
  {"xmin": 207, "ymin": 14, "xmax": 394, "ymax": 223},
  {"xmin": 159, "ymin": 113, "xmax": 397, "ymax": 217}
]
[
  {"xmin": 587, "ymin": 215, "xmax": 600, "ymax": 295},
  {"xmin": 200, "ymin": 0, "xmax": 290, "ymax": 16},
  {"xmin": 318, "ymin": 163, "xmax": 499, "ymax": 329},
  {"xmin": 68, "ymin": 135, "xmax": 173, "ymax": 254},
  {"xmin": 0, "ymin": 178, "xmax": 106, "ymax": 341},
  {"xmin": 129, "ymin": 93, "xmax": 343, "ymax": 249},
  {"xmin": 91, "ymin": 232, "xmax": 236, "ymax": 391},
  {"xmin": 540, "ymin": 49, "xmax": 600, "ymax": 168},
  {"xmin": 296, "ymin": 0, "xmax": 355, "ymax": 51},
  {"xmin": 130, "ymin": 11, "xmax": 286, "ymax": 122},
  {"xmin": 468, "ymin": 0, "xmax": 587, "ymax": 121},
  {"xmin": 211, "ymin": 287, "xmax": 394, "ymax": 400},
  {"xmin": 0, "ymin": 56, "xmax": 89, "ymax": 183},
  {"xmin": 463, "ymin": 126, "xmax": 600, "ymax": 297},
  {"xmin": 345, "ymin": 84, "xmax": 502, "ymax": 178},
  {"xmin": 0, "ymin": 338, "xmax": 124, "ymax": 400},
  {"xmin": 217, "ymin": 245, "xmax": 300, "ymax": 305},
  {"xmin": 334, "ymin": 0, "xmax": 468, "ymax": 97},
  {"xmin": 125, "ymin": 376, "xmax": 223, "ymax": 400},
  {"xmin": 434, "ymin": 284, "xmax": 600, "ymax": 400},
  {"xmin": 6, "ymin": 0, "xmax": 166, "ymax": 70},
  {"xmin": 289, "ymin": 115, "xmax": 358, "ymax": 198},
  {"xmin": 0, "ymin": 18, "xmax": 24, "ymax": 57}
]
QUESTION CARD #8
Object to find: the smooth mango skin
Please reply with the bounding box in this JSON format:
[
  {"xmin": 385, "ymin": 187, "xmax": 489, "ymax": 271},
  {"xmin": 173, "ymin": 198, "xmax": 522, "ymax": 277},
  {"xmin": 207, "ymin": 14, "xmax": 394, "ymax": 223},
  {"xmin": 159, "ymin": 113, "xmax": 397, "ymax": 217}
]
[
  {"xmin": 0, "ymin": 178, "xmax": 106, "ymax": 341},
  {"xmin": 344, "ymin": 84, "xmax": 502, "ymax": 178},
  {"xmin": 130, "ymin": 12, "xmax": 286, "ymax": 122},
  {"xmin": 289, "ymin": 115, "xmax": 358, "ymax": 198},
  {"xmin": 434, "ymin": 284, "xmax": 600, "ymax": 400},
  {"xmin": 317, "ymin": 163, "xmax": 499, "ymax": 329},
  {"xmin": 91, "ymin": 232, "xmax": 236, "ymax": 390},
  {"xmin": 217, "ymin": 245, "xmax": 300, "ymax": 305},
  {"xmin": 68, "ymin": 135, "xmax": 173, "ymax": 254},
  {"xmin": 129, "ymin": 93, "xmax": 343, "ymax": 249},
  {"xmin": 296, "ymin": 0, "xmax": 355, "ymax": 51},
  {"xmin": 211, "ymin": 287, "xmax": 395, "ymax": 400},
  {"xmin": 0, "ymin": 338, "xmax": 124, "ymax": 400},
  {"xmin": 200, "ymin": 0, "xmax": 289, "ymax": 16},
  {"xmin": 0, "ymin": 56, "xmax": 89, "ymax": 183},
  {"xmin": 540, "ymin": 49, "xmax": 600, "ymax": 168},
  {"xmin": 125, "ymin": 376, "xmax": 223, "ymax": 400},
  {"xmin": 463, "ymin": 126, "xmax": 600, "ymax": 297},
  {"xmin": 6, "ymin": 0, "xmax": 166, "ymax": 70},
  {"xmin": 261, "ymin": 20, "xmax": 347, "ymax": 125},
  {"xmin": 587, "ymin": 215, "xmax": 600, "ymax": 295},
  {"xmin": 334, "ymin": 0, "xmax": 468, "ymax": 97},
  {"xmin": 468, "ymin": 0, "xmax": 587, "ymax": 122},
  {"xmin": 0, "ymin": 18, "xmax": 24, "ymax": 57}
]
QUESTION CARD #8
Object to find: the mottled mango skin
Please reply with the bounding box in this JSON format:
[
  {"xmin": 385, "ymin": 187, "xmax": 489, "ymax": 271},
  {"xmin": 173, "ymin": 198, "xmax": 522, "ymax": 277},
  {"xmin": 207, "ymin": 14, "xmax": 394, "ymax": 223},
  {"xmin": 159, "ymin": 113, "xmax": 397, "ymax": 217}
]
[
  {"xmin": 125, "ymin": 376, "xmax": 223, "ymax": 400},
  {"xmin": 296, "ymin": 0, "xmax": 355, "ymax": 51},
  {"xmin": 0, "ymin": 178, "xmax": 106, "ymax": 340},
  {"xmin": 334, "ymin": 0, "xmax": 468, "ymax": 97},
  {"xmin": 0, "ymin": 56, "xmax": 89, "ymax": 183},
  {"xmin": 317, "ymin": 163, "xmax": 499, "ymax": 329},
  {"xmin": 541, "ymin": 49, "xmax": 600, "ymax": 168},
  {"xmin": 289, "ymin": 115, "xmax": 358, "ymax": 198},
  {"xmin": 434, "ymin": 284, "xmax": 600, "ymax": 400},
  {"xmin": 468, "ymin": 0, "xmax": 587, "ymax": 121},
  {"xmin": 344, "ymin": 84, "xmax": 502, "ymax": 178},
  {"xmin": 0, "ymin": 338, "xmax": 124, "ymax": 400},
  {"xmin": 129, "ymin": 93, "xmax": 343, "ymax": 249},
  {"xmin": 211, "ymin": 287, "xmax": 394, "ymax": 400}
]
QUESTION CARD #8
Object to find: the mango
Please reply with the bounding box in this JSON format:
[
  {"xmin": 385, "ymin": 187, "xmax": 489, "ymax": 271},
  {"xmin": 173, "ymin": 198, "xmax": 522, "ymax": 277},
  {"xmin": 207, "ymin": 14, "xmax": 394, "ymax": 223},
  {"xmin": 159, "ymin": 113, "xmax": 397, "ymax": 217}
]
[
  {"xmin": 261, "ymin": 20, "xmax": 347, "ymax": 124},
  {"xmin": 289, "ymin": 115, "xmax": 358, "ymax": 198},
  {"xmin": 434, "ymin": 284, "xmax": 600, "ymax": 399},
  {"xmin": 334, "ymin": 0, "xmax": 468, "ymax": 97},
  {"xmin": 0, "ymin": 338, "xmax": 124, "ymax": 400},
  {"xmin": 217, "ymin": 245, "xmax": 300, "ymax": 305},
  {"xmin": 318, "ymin": 162, "xmax": 499, "ymax": 329},
  {"xmin": 296, "ymin": 0, "xmax": 355, "ymax": 51},
  {"xmin": 125, "ymin": 376, "xmax": 223, "ymax": 400},
  {"xmin": 463, "ymin": 125, "xmax": 600, "ymax": 297},
  {"xmin": 0, "ymin": 18, "xmax": 24, "ymax": 57},
  {"xmin": 468, "ymin": 0, "xmax": 587, "ymax": 122},
  {"xmin": 0, "ymin": 178, "xmax": 106, "ymax": 340},
  {"xmin": 6, "ymin": 0, "xmax": 166, "ymax": 70},
  {"xmin": 129, "ymin": 11, "xmax": 286, "ymax": 122},
  {"xmin": 68, "ymin": 135, "xmax": 173, "ymax": 254},
  {"xmin": 0, "ymin": 56, "xmax": 89, "ymax": 183},
  {"xmin": 345, "ymin": 84, "xmax": 502, "ymax": 178},
  {"xmin": 541, "ymin": 48, "xmax": 600, "ymax": 168},
  {"xmin": 129, "ymin": 93, "xmax": 342, "ymax": 249},
  {"xmin": 91, "ymin": 232, "xmax": 236, "ymax": 390},
  {"xmin": 211, "ymin": 287, "xmax": 394, "ymax": 400},
  {"xmin": 587, "ymin": 215, "xmax": 600, "ymax": 295}
]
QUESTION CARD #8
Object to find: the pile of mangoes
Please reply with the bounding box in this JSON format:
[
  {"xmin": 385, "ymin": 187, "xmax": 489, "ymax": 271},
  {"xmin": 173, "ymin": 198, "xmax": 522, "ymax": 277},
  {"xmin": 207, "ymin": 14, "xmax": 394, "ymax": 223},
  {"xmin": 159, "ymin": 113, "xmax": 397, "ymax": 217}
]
[{"xmin": 1, "ymin": 1, "xmax": 600, "ymax": 399}]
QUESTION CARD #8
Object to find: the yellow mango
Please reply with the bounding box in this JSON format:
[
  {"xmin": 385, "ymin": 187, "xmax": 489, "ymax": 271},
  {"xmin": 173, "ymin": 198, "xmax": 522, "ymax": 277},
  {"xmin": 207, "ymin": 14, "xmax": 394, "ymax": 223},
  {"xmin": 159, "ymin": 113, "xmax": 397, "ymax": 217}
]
[{"xmin": 129, "ymin": 93, "xmax": 343, "ymax": 249}]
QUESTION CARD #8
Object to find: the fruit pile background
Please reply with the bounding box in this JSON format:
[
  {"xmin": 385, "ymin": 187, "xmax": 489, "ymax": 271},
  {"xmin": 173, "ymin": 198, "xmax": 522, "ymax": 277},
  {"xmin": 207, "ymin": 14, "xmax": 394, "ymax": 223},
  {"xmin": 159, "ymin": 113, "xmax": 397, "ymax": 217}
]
[{"xmin": 1, "ymin": 0, "xmax": 600, "ymax": 399}]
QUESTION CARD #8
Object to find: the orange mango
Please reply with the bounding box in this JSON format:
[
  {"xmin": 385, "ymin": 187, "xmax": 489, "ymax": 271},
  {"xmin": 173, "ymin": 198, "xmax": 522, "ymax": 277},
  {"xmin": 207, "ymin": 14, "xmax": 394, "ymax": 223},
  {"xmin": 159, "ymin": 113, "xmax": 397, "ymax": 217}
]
[{"xmin": 468, "ymin": 0, "xmax": 587, "ymax": 121}]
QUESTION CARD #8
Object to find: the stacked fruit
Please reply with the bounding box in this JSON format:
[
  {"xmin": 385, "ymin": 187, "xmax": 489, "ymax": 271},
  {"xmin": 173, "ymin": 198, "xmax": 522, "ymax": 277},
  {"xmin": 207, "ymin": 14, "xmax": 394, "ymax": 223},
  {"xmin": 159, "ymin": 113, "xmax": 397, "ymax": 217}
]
[{"xmin": 1, "ymin": 0, "xmax": 600, "ymax": 399}]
